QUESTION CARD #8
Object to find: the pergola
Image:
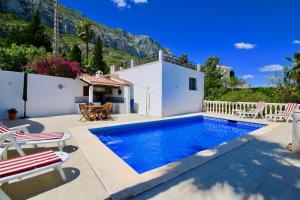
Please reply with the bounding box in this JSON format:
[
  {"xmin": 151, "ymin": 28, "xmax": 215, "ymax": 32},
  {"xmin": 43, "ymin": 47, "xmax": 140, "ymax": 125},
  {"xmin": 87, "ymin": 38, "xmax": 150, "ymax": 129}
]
[{"xmin": 79, "ymin": 74, "xmax": 132, "ymax": 114}]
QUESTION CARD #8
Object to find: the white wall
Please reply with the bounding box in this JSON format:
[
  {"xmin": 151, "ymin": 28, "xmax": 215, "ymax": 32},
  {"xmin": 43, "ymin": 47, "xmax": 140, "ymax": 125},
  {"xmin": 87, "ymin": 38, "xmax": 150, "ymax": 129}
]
[
  {"xmin": 0, "ymin": 70, "xmax": 86, "ymax": 119},
  {"xmin": 0, "ymin": 71, "xmax": 24, "ymax": 119},
  {"xmin": 115, "ymin": 61, "xmax": 204, "ymax": 117},
  {"xmin": 162, "ymin": 61, "xmax": 204, "ymax": 117},
  {"xmin": 116, "ymin": 61, "xmax": 163, "ymax": 117}
]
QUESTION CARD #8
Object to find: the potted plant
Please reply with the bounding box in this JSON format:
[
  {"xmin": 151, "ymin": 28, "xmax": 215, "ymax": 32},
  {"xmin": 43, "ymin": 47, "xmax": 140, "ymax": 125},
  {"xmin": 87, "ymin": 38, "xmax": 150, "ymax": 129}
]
[{"xmin": 7, "ymin": 108, "xmax": 18, "ymax": 120}]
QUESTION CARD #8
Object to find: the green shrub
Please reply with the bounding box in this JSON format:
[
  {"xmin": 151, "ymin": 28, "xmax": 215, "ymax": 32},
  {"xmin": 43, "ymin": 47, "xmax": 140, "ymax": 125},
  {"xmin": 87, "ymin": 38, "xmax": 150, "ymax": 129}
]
[
  {"xmin": 0, "ymin": 44, "xmax": 46, "ymax": 71},
  {"xmin": 275, "ymin": 86, "xmax": 300, "ymax": 103},
  {"xmin": 209, "ymin": 87, "xmax": 300, "ymax": 103},
  {"xmin": 218, "ymin": 89, "xmax": 274, "ymax": 102}
]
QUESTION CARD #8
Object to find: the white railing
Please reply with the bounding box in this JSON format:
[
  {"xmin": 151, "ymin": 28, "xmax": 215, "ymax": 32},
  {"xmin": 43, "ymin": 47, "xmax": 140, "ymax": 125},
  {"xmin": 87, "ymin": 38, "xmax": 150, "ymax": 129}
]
[{"xmin": 204, "ymin": 100, "xmax": 290, "ymax": 116}]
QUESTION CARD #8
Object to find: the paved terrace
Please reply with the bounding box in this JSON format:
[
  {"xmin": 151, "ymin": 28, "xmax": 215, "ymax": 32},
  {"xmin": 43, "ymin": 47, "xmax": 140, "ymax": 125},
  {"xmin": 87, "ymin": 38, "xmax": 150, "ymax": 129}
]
[{"xmin": 1, "ymin": 113, "xmax": 300, "ymax": 200}]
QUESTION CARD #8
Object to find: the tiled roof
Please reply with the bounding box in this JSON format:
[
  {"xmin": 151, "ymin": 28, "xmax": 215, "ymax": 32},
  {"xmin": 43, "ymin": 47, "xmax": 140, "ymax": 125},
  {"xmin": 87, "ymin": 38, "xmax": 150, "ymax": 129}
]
[
  {"xmin": 79, "ymin": 74, "xmax": 131, "ymax": 86},
  {"xmin": 106, "ymin": 74, "xmax": 132, "ymax": 86}
]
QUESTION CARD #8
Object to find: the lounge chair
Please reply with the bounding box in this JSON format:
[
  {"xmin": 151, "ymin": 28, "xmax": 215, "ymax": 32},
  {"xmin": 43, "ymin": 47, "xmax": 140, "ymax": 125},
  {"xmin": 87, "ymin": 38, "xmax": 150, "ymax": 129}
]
[
  {"xmin": 79, "ymin": 103, "xmax": 96, "ymax": 121},
  {"xmin": 234, "ymin": 102, "xmax": 265, "ymax": 119},
  {"xmin": 0, "ymin": 131, "xmax": 69, "ymax": 200},
  {"xmin": 0, "ymin": 123, "xmax": 70, "ymax": 151},
  {"xmin": 266, "ymin": 103, "xmax": 299, "ymax": 123}
]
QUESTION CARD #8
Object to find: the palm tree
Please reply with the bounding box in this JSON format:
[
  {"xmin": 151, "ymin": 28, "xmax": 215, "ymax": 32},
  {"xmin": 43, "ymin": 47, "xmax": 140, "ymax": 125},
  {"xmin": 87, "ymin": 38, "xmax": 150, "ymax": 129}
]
[
  {"xmin": 287, "ymin": 52, "xmax": 300, "ymax": 89},
  {"xmin": 77, "ymin": 20, "xmax": 94, "ymax": 60},
  {"xmin": 179, "ymin": 54, "xmax": 188, "ymax": 66}
]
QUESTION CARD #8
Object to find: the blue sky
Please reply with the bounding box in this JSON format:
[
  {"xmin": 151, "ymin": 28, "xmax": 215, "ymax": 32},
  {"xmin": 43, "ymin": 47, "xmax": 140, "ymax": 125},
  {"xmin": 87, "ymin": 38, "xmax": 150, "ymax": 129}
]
[{"xmin": 60, "ymin": 0, "xmax": 300, "ymax": 86}]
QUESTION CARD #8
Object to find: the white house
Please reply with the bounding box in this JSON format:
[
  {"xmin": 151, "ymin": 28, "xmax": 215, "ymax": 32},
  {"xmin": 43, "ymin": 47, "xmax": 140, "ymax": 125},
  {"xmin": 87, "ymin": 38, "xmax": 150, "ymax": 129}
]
[
  {"xmin": 0, "ymin": 51, "xmax": 204, "ymax": 119},
  {"xmin": 112, "ymin": 51, "xmax": 205, "ymax": 117},
  {"xmin": 217, "ymin": 65, "xmax": 233, "ymax": 80}
]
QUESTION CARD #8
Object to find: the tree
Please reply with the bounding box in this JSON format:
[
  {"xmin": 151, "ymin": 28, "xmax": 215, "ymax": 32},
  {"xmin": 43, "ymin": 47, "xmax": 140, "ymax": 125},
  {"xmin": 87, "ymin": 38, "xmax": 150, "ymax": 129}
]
[
  {"xmin": 0, "ymin": 44, "xmax": 46, "ymax": 72},
  {"xmin": 287, "ymin": 52, "xmax": 300, "ymax": 89},
  {"xmin": 6, "ymin": 26, "xmax": 27, "ymax": 46},
  {"xmin": 228, "ymin": 77, "xmax": 238, "ymax": 88},
  {"xmin": 179, "ymin": 54, "xmax": 188, "ymax": 66},
  {"xmin": 5, "ymin": 11, "xmax": 52, "ymax": 51},
  {"xmin": 68, "ymin": 44, "xmax": 82, "ymax": 63},
  {"xmin": 201, "ymin": 56, "xmax": 224, "ymax": 98},
  {"xmin": 270, "ymin": 53, "xmax": 300, "ymax": 103},
  {"xmin": 77, "ymin": 20, "xmax": 94, "ymax": 60},
  {"xmin": 89, "ymin": 36, "xmax": 109, "ymax": 74}
]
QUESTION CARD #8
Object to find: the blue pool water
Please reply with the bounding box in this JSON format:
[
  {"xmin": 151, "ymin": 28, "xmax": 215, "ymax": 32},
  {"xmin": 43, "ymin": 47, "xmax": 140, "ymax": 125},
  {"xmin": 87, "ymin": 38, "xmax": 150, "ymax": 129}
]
[{"xmin": 90, "ymin": 116, "xmax": 265, "ymax": 174}]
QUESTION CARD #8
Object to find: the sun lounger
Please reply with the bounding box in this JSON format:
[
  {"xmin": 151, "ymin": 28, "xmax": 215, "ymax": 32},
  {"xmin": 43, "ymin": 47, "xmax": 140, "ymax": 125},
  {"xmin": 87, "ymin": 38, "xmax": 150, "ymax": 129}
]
[
  {"xmin": 0, "ymin": 131, "xmax": 69, "ymax": 200},
  {"xmin": 0, "ymin": 123, "xmax": 70, "ymax": 151},
  {"xmin": 234, "ymin": 102, "xmax": 265, "ymax": 119},
  {"xmin": 266, "ymin": 103, "xmax": 299, "ymax": 123}
]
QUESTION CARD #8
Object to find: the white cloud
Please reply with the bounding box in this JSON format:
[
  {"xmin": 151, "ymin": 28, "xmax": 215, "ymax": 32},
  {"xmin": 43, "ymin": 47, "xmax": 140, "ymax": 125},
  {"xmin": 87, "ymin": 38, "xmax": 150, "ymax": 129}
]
[
  {"xmin": 259, "ymin": 64, "xmax": 283, "ymax": 72},
  {"xmin": 111, "ymin": 0, "xmax": 148, "ymax": 8},
  {"xmin": 132, "ymin": 0, "xmax": 148, "ymax": 4},
  {"xmin": 241, "ymin": 74, "xmax": 255, "ymax": 80},
  {"xmin": 234, "ymin": 42, "xmax": 256, "ymax": 50},
  {"xmin": 111, "ymin": 0, "xmax": 128, "ymax": 8},
  {"xmin": 292, "ymin": 40, "xmax": 300, "ymax": 44}
]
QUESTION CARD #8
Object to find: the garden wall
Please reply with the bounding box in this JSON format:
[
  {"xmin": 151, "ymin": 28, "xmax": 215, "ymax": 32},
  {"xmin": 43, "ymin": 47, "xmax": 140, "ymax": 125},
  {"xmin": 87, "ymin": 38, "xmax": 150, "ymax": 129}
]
[{"xmin": 0, "ymin": 70, "xmax": 86, "ymax": 119}]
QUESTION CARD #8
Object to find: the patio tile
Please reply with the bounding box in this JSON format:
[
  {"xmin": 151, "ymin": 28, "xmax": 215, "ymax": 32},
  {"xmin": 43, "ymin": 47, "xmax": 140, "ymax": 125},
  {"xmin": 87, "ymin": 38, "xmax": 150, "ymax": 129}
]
[
  {"xmin": 2, "ymin": 113, "xmax": 299, "ymax": 200},
  {"xmin": 174, "ymin": 181, "xmax": 246, "ymax": 200},
  {"xmin": 28, "ymin": 189, "xmax": 59, "ymax": 200},
  {"xmin": 270, "ymin": 162, "xmax": 300, "ymax": 189},
  {"xmin": 252, "ymin": 176, "xmax": 300, "ymax": 200}
]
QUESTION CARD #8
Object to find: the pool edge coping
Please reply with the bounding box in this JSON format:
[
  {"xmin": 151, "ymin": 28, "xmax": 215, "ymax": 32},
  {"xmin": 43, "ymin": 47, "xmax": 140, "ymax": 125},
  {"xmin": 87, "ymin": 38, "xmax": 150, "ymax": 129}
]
[{"xmin": 69, "ymin": 113, "xmax": 281, "ymax": 200}]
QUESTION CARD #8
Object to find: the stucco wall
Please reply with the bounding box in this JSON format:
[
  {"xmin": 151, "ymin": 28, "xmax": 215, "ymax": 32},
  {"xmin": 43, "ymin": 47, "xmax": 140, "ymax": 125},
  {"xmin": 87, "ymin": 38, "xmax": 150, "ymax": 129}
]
[
  {"xmin": 115, "ymin": 61, "xmax": 204, "ymax": 117},
  {"xmin": 116, "ymin": 61, "xmax": 163, "ymax": 117},
  {"xmin": 0, "ymin": 70, "xmax": 86, "ymax": 119},
  {"xmin": 162, "ymin": 61, "xmax": 204, "ymax": 117}
]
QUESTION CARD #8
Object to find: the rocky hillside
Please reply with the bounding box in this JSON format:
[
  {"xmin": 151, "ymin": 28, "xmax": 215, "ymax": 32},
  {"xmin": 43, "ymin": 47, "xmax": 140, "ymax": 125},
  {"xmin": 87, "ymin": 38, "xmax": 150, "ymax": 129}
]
[{"xmin": 0, "ymin": 0, "xmax": 170, "ymax": 58}]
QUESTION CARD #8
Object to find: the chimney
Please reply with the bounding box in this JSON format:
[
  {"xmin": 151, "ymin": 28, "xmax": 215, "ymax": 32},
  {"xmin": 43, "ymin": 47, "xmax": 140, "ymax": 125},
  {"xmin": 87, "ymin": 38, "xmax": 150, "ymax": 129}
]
[
  {"xmin": 95, "ymin": 71, "xmax": 103, "ymax": 78},
  {"xmin": 197, "ymin": 64, "xmax": 201, "ymax": 72},
  {"xmin": 159, "ymin": 50, "xmax": 163, "ymax": 61},
  {"xmin": 110, "ymin": 65, "xmax": 115, "ymax": 74},
  {"xmin": 130, "ymin": 59, "xmax": 134, "ymax": 68}
]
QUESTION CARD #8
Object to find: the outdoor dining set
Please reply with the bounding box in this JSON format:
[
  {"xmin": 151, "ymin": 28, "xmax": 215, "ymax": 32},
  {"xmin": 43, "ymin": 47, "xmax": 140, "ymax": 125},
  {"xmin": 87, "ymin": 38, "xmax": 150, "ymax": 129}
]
[{"xmin": 79, "ymin": 103, "xmax": 113, "ymax": 121}]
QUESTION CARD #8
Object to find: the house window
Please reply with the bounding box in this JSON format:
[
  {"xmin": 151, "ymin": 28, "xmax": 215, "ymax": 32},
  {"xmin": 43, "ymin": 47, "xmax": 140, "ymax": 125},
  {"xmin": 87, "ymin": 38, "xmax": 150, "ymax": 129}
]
[
  {"xmin": 83, "ymin": 86, "xmax": 89, "ymax": 96},
  {"xmin": 189, "ymin": 77, "xmax": 197, "ymax": 91}
]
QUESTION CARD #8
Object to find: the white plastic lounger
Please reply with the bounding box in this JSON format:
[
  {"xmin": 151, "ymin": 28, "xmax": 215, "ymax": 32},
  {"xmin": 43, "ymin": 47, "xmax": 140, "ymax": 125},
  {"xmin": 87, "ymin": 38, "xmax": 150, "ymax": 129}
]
[
  {"xmin": 0, "ymin": 132, "xmax": 70, "ymax": 200},
  {"xmin": 266, "ymin": 103, "xmax": 299, "ymax": 123},
  {"xmin": 234, "ymin": 102, "xmax": 265, "ymax": 119},
  {"xmin": 0, "ymin": 124, "xmax": 71, "ymax": 151}
]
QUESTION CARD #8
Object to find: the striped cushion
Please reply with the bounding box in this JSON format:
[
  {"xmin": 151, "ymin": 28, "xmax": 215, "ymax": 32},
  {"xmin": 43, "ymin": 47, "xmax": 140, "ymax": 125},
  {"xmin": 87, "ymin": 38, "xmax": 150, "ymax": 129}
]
[
  {"xmin": 0, "ymin": 124, "xmax": 64, "ymax": 141},
  {"xmin": 256, "ymin": 102, "xmax": 265, "ymax": 112},
  {"xmin": 13, "ymin": 132, "xmax": 64, "ymax": 142},
  {"xmin": 0, "ymin": 124, "xmax": 9, "ymax": 134},
  {"xmin": 283, "ymin": 103, "xmax": 299, "ymax": 116},
  {"xmin": 0, "ymin": 150, "xmax": 61, "ymax": 178}
]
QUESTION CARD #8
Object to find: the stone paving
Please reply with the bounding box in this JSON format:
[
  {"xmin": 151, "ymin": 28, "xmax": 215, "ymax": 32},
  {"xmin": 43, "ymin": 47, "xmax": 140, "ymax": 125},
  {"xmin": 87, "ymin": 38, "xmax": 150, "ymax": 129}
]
[{"xmin": 1, "ymin": 114, "xmax": 300, "ymax": 200}]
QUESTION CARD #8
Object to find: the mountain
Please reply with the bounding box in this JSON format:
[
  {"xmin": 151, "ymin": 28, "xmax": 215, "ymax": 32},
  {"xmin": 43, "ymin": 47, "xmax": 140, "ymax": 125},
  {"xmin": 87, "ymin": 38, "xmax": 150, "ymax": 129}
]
[{"xmin": 0, "ymin": 0, "xmax": 170, "ymax": 58}]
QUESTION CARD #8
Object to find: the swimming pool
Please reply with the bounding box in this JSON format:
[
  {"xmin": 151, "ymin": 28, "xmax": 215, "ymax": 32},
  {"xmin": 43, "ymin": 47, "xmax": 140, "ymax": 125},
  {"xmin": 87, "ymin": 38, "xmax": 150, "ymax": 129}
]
[{"xmin": 90, "ymin": 116, "xmax": 265, "ymax": 174}]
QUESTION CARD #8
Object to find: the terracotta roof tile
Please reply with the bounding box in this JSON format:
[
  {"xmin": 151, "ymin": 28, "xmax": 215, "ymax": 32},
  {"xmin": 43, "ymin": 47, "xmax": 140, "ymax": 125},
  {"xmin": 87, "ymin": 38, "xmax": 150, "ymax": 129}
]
[{"xmin": 79, "ymin": 74, "xmax": 130, "ymax": 86}]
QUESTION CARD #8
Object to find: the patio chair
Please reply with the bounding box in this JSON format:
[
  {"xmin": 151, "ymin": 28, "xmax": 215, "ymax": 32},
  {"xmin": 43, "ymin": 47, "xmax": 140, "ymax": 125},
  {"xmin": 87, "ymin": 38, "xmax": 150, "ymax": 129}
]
[
  {"xmin": 234, "ymin": 102, "xmax": 265, "ymax": 119},
  {"xmin": 0, "ymin": 123, "xmax": 70, "ymax": 152},
  {"xmin": 0, "ymin": 131, "xmax": 69, "ymax": 200},
  {"xmin": 79, "ymin": 103, "xmax": 96, "ymax": 121},
  {"xmin": 266, "ymin": 103, "xmax": 299, "ymax": 123},
  {"xmin": 100, "ymin": 103, "xmax": 113, "ymax": 120}
]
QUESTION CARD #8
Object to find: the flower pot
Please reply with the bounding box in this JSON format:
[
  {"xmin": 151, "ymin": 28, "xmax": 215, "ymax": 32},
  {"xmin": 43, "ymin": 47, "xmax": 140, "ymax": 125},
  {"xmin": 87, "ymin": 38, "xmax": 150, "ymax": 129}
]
[{"xmin": 8, "ymin": 112, "xmax": 17, "ymax": 120}]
